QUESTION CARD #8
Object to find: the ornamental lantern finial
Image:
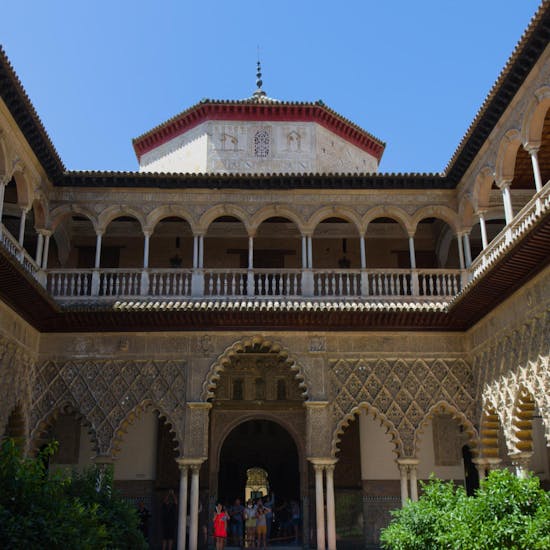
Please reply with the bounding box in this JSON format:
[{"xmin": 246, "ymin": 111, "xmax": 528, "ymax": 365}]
[{"xmin": 253, "ymin": 49, "xmax": 267, "ymax": 99}]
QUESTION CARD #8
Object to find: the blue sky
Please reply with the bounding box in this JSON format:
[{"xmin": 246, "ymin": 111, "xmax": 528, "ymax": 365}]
[{"xmin": 1, "ymin": 1, "xmax": 541, "ymax": 173}]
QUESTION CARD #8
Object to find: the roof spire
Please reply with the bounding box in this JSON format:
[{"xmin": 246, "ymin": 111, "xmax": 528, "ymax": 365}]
[{"xmin": 253, "ymin": 48, "xmax": 267, "ymax": 100}]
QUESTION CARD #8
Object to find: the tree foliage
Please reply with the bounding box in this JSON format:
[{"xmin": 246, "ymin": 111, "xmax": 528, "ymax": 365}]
[
  {"xmin": 0, "ymin": 439, "xmax": 147, "ymax": 550},
  {"xmin": 380, "ymin": 469, "xmax": 550, "ymax": 550}
]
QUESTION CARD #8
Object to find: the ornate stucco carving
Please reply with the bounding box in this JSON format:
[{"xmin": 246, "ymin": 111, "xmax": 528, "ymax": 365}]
[{"xmin": 30, "ymin": 359, "xmax": 186, "ymax": 455}]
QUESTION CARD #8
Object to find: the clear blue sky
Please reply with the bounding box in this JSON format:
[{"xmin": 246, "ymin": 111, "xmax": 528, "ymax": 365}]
[{"xmin": 1, "ymin": 1, "xmax": 542, "ymax": 173}]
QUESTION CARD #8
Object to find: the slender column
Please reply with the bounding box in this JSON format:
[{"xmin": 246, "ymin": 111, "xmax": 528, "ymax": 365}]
[
  {"xmin": 248, "ymin": 236, "xmax": 254, "ymax": 269},
  {"xmin": 94, "ymin": 232, "xmax": 103, "ymax": 268},
  {"xmin": 463, "ymin": 233, "xmax": 472, "ymax": 267},
  {"xmin": 307, "ymin": 235, "xmax": 313, "ymax": 268},
  {"xmin": 198, "ymin": 235, "xmax": 204, "ymax": 269},
  {"xmin": 457, "ymin": 233, "xmax": 465, "ymax": 269},
  {"xmin": 408, "ymin": 236, "xmax": 416, "ymax": 269},
  {"xmin": 526, "ymin": 145, "xmax": 543, "ymax": 193},
  {"xmin": 499, "ymin": 180, "xmax": 514, "ymax": 225},
  {"xmin": 18, "ymin": 207, "xmax": 28, "ymax": 246},
  {"xmin": 301, "ymin": 235, "xmax": 307, "ymax": 269},
  {"xmin": 193, "ymin": 235, "xmax": 199, "ymax": 269},
  {"xmin": 41, "ymin": 231, "xmax": 51, "ymax": 269},
  {"xmin": 477, "ymin": 211, "xmax": 488, "ymax": 249},
  {"xmin": 35, "ymin": 231, "xmax": 44, "ymax": 265},
  {"xmin": 358, "ymin": 409, "xmax": 369, "ymax": 481},
  {"xmin": 510, "ymin": 452, "xmax": 533, "ymax": 479},
  {"xmin": 408, "ymin": 462, "xmax": 419, "ymax": 502},
  {"xmin": 325, "ymin": 464, "xmax": 337, "ymax": 550},
  {"xmin": 313, "ymin": 464, "xmax": 326, "ymax": 550},
  {"xmin": 359, "ymin": 235, "xmax": 366, "ymax": 269},
  {"xmin": 177, "ymin": 463, "xmax": 189, "ymax": 550},
  {"xmin": 398, "ymin": 462, "xmax": 409, "ymax": 507},
  {"xmin": 188, "ymin": 464, "xmax": 201, "ymax": 550},
  {"xmin": 472, "ymin": 458, "xmax": 488, "ymax": 481},
  {"xmin": 143, "ymin": 231, "xmax": 150, "ymax": 268},
  {"xmin": 0, "ymin": 178, "xmax": 7, "ymax": 224}
]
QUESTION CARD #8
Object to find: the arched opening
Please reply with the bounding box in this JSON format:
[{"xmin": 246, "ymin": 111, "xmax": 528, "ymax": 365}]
[
  {"xmin": 114, "ymin": 409, "xmax": 180, "ymax": 547},
  {"xmin": 312, "ymin": 217, "xmax": 361, "ymax": 296},
  {"xmin": 365, "ymin": 217, "xmax": 409, "ymax": 268},
  {"xmin": 204, "ymin": 215, "xmax": 248, "ymax": 296},
  {"xmin": 414, "ymin": 218, "xmax": 460, "ymax": 268},
  {"xmin": 538, "ymin": 108, "xmax": 550, "ymax": 184},
  {"xmin": 149, "ymin": 216, "xmax": 193, "ymax": 268},
  {"xmin": 102, "ymin": 215, "xmax": 144, "ymax": 269},
  {"xmin": 2, "ymin": 404, "xmax": 26, "ymax": 451},
  {"xmin": 334, "ymin": 408, "xmax": 399, "ymax": 547},
  {"xmin": 468, "ymin": 212, "xmax": 507, "ymax": 261}
]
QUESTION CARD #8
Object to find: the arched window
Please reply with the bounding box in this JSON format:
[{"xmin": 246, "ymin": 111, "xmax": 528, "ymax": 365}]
[{"xmin": 254, "ymin": 129, "xmax": 270, "ymax": 158}]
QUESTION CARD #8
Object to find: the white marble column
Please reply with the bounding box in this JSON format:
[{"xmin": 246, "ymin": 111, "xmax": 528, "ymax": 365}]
[
  {"xmin": 510, "ymin": 452, "xmax": 533, "ymax": 479},
  {"xmin": 526, "ymin": 145, "xmax": 543, "ymax": 193},
  {"xmin": 248, "ymin": 236, "xmax": 254, "ymax": 269},
  {"xmin": 398, "ymin": 462, "xmax": 409, "ymax": 507},
  {"xmin": 472, "ymin": 458, "xmax": 488, "ymax": 481},
  {"xmin": 408, "ymin": 462, "xmax": 419, "ymax": 502},
  {"xmin": 477, "ymin": 211, "xmax": 488, "ymax": 249},
  {"xmin": 143, "ymin": 231, "xmax": 150, "ymax": 268},
  {"xmin": 41, "ymin": 231, "xmax": 51, "ymax": 269},
  {"xmin": 94, "ymin": 232, "xmax": 103, "ymax": 268},
  {"xmin": 198, "ymin": 235, "xmax": 204, "ymax": 269},
  {"xmin": 359, "ymin": 235, "xmax": 366, "ymax": 269},
  {"xmin": 499, "ymin": 180, "xmax": 514, "ymax": 225},
  {"xmin": 18, "ymin": 207, "xmax": 28, "ymax": 246},
  {"xmin": 35, "ymin": 231, "xmax": 44, "ymax": 265},
  {"xmin": 177, "ymin": 463, "xmax": 189, "ymax": 550},
  {"xmin": 192, "ymin": 235, "xmax": 198, "ymax": 268},
  {"xmin": 325, "ymin": 464, "xmax": 337, "ymax": 550},
  {"xmin": 188, "ymin": 463, "xmax": 201, "ymax": 550},
  {"xmin": 307, "ymin": 235, "xmax": 313, "ymax": 269},
  {"xmin": 301, "ymin": 235, "xmax": 308, "ymax": 268},
  {"xmin": 408, "ymin": 236, "xmax": 416, "ymax": 269},
  {"xmin": 313, "ymin": 463, "xmax": 326, "ymax": 550},
  {"xmin": 457, "ymin": 233, "xmax": 465, "ymax": 269},
  {"xmin": 462, "ymin": 233, "xmax": 472, "ymax": 267}
]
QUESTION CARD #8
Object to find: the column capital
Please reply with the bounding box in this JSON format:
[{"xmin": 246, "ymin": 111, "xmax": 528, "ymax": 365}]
[
  {"xmin": 524, "ymin": 142, "xmax": 540, "ymax": 155},
  {"xmin": 177, "ymin": 457, "xmax": 206, "ymax": 468},
  {"xmin": 475, "ymin": 208, "xmax": 488, "ymax": 217},
  {"xmin": 304, "ymin": 400, "xmax": 330, "ymax": 409},
  {"xmin": 0, "ymin": 174, "xmax": 10, "ymax": 186},
  {"xmin": 93, "ymin": 454, "xmax": 116, "ymax": 465},
  {"xmin": 95, "ymin": 229, "xmax": 105, "ymax": 237},
  {"xmin": 36, "ymin": 228, "xmax": 52, "ymax": 237},
  {"xmin": 397, "ymin": 458, "xmax": 419, "ymax": 466},
  {"xmin": 308, "ymin": 457, "xmax": 337, "ymax": 467},
  {"xmin": 495, "ymin": 177, "xmax": 512, "ymax": 190}
]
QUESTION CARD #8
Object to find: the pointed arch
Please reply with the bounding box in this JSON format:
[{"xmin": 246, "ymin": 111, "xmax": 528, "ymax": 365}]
[
  {"xmin": 109, "ymin": 398, "xmax": 182, "ymax": 456},
  {"xmin": 201, "ymin": 335, "xmax": 309, "ymax": 401},
  {"xmin": 29, "ymin": 401, "xmax": 99, "ymax": 457},
  {"xmin": 414, "ymin": 401, "xmax": 478, "ymax": 457},
  {"xmin": 331, "ymin": 403, "xmax": 403, "ymax": 457},
  {"xmin": 198, "ymin": 204, "xmax": 251, "ymax": 234}
]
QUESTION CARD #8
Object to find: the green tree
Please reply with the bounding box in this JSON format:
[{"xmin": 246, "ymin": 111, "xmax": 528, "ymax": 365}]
[
  {"xmin": 0, "ymin": 438, "xmax": 147, "ymax": 550},
  {"xmin": 380, "ymin": 469, "xmax": 550, "ymax": 550}
]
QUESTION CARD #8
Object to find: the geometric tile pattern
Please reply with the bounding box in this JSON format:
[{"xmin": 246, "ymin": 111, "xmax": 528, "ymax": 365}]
[
  {"xmin": 30, "ymin": 359, "xmax": 186, "ymax": 455},
  {"xmin": 329, "ymin": 357, "xmax": 476, "ymax": 456}
]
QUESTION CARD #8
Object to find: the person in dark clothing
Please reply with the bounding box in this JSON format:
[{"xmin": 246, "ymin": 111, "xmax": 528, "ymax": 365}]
[
  {"xmin": 137, "ymin": 500, "xmax": 151, "ymax": 543},
  {"xmin": 161, "ymin": 489, "xmax": 178, "ymax": 550}
]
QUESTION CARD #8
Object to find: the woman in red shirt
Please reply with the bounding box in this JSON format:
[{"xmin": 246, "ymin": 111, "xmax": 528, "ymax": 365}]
[{"xmin": 213, "ymin": 503, "xmax": 230, "ymax": 550}]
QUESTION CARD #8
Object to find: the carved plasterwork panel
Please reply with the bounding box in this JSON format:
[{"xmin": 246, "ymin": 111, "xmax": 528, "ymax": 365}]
[
  {"xmin": 432, "ymin": 413, "xmax": 462, "ymax": 466},
  {"xmin": 474, "ymin": 310, "xmax": 550, "ymax": 454},
  {"xmin": 30, "ymin": 359, "xmax": 186, "ymax": 455},
  {"xmin": 329, "ymin": 357, "xmax": 475, "ymax": 456}
]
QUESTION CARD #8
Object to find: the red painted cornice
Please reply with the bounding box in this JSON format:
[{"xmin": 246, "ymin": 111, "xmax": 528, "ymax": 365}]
[{"xmin": 132, "ymin": 101, "xmax": 386, "ymax": 162}]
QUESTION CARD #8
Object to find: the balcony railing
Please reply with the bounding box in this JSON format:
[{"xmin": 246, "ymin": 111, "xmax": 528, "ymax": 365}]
[{"xmin": 1, "ymin": 181, "xmax": 548, "ymax": 305}]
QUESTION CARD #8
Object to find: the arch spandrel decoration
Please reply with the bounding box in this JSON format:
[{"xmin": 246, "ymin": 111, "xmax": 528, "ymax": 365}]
[
  {"xmin": 329, "ymin": 357, "xmax": 476, "ymax": 457},
  {"xmin": 201, "ymin": 335, "xmax": 309, "ymax": 402},
  {"xmin": 478, "ymin": 310, "xmax": 550, "ymax": 453},
  {"xmin": 31, "ymin": 359, "xmax": 186, "ymax": 456}
]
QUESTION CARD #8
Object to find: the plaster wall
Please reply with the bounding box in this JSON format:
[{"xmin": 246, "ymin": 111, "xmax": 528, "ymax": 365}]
[
  {"xmin": 359, "ymin": 413, "xmax": 400, "ymax": 480},
  {"xmin": 137, "ymin": 120, "xmax": 378, "ymax": 175}
]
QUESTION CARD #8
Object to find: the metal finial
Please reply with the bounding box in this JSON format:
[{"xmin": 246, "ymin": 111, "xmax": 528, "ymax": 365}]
[{"xmin": 253, "ymin": 52, "xmax": 266, "ymax": 99}]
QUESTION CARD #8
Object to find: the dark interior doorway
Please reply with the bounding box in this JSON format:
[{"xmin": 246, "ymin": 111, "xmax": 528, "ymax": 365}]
[{"xmin": 218, "ymin": 419, "xmax": 299, "ymax": 505}]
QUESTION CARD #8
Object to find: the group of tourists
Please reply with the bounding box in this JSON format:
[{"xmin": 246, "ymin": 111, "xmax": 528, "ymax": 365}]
[{"xmin": 213, "ymin": 494, "xmax": 300, "ymax": 550}]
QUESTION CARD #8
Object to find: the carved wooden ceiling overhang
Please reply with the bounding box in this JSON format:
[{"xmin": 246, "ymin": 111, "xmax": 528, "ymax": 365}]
[{"xmin": 1, "ymin": 209, "xmax": 548, "ymax": 333}]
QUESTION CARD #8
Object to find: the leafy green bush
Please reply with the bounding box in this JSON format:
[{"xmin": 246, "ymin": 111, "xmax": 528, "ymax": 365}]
[
  {"xmin": 0, "ymin": 438, "xmax": 147, "ymax": 550},
  {"xmin": 380, "ymin": 469, "xmax": 550, "ymax": 550}
]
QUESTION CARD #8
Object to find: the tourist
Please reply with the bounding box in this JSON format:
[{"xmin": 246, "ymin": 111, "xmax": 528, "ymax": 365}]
[
  {"xmin": 290, "ymin": 500, "xmax": 300, "ymax": 544},
  {"xmin": 161, "ymin": 489, "xmax": 178, "ymax": 550},
  {"xmin": 255, "ymin": 501, "xmax": 271, "ymax": 550},
  {"xmin": 229, "ymin": 497, "xmax": 245, "ymax": 547},
  {"xmin": 244, "ymin": 499, "xmax": 257, "ymax": 548},
  {"xmin": 213, "ymin": 503, "xmax": 230, "ymax": 550},
  {"xmin": 137, "ymin": 500, "xmax": 151, "ymax": 543},
  {"xmin": 263, "ymin": 493, "xmax": 274, "ymax": 542}
]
